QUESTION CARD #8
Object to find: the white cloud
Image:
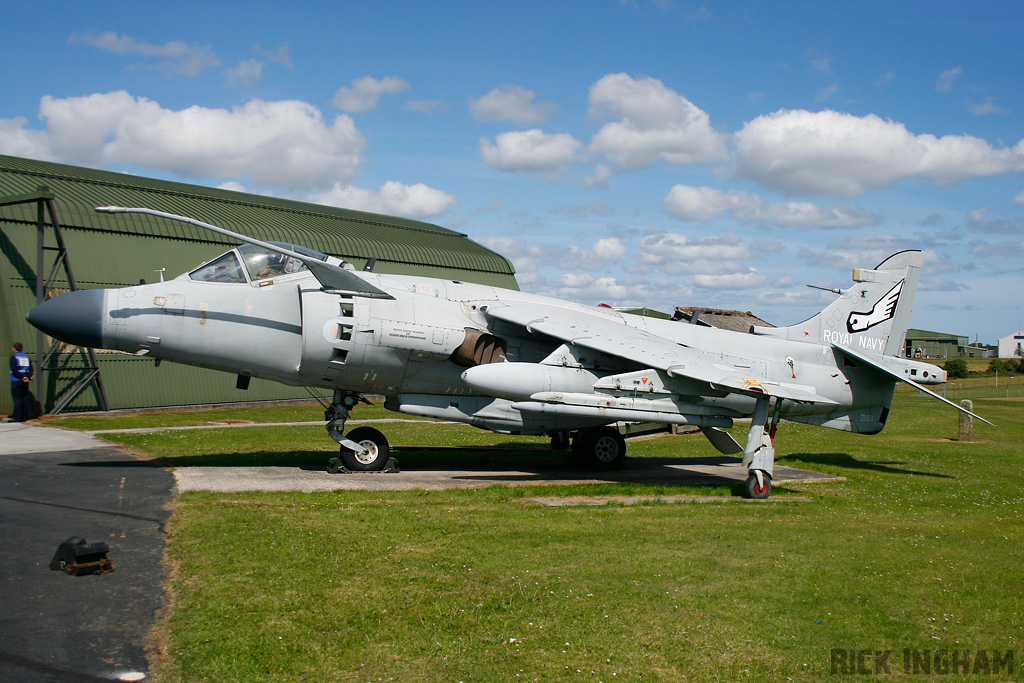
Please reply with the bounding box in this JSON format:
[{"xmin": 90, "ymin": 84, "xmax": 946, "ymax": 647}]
[
  {"xmin": 226, "ymin": 59, "xmax": 263, "ymax": 86},
  {"xmin": 875, "ymin": 71, "xmax": 897, "ymax": 87},
  {"xmin": 216, "ymin": 181, "xmax": 249, "ymax": 193},
  {"xmin": 592, "ymin": 237, "xmax": 627, "ymax": 259},
  {"xmin": 970, "ymin": 240, "xmax": 1024, "ymax": 258},
  {"xmin": 967, "ymin": 206, "xmax": 1023, "ymax": 234},
  {"xmin": 406, "ymin": 100, "xmax": 447, "ymax": 115},
  {"xmin": 332, "ymin": 76, "xmax": 410, "ymax": 112},
  {"xmin": 919, "ymin": 277, "xmax": 968, "ymax": 292},
  {"xmin": 663, "ymin": 185, "xmax": 733, "ymax": 222},
  {"xmin": 69, "ymin": 32, "xmax": 219, "ymax": 76},
  {"xmin": 971, "ymin": 99, "xmax": 1009, "ymax": 116},
  {"xmin": 558, "ymin": 238, "xmax": 628, "ymax": 271},
  {"xmin": 587, "ymin": 73, "xmax": 727, "ymax": 170},
  {"xmin": 482, "ymin": 235, "xmax": 626, "ymax": 273},
  {"xmin": 478, "ymin": 236, "xmax": 546, "ymax": 278},
  {"xmin": 663, "ymin": 184, "xmax": 881, "ymax": 228},
  {"xmin": 550, "ymin": 273, "xmax": 671, "ymax": 306},
  {"xmin": 0, "ymin": 91, "xmax": 367, "ymax": 189},
  {"xmin": 634, "ymin": 232, "xmax": 755, "ymax": 276},
  {"xmin": 733, "ymin": 109, "xmax": 1024, "ymax": 196},
  {"xmin": 469, "ymin": 85, "xmax": 555, "ymax": 124},
  {"xmin": 254, "ymin": 44, "xmax": 292, "ymax": 68},
  {"xmin": 0, "ymin": 117, "xmax": 49, "ymax": 159},
  {"xmin": 307, "ymin": 181, "xmax": 456, "ymax": 219},
  {"xmin": 479, "ymin": 129, "xmax": 582, "ymax": 179},
  {"xmin": 1013, "ymin": 190, "xmax": 1024, "ymax": 209},
  {"xmin": 581, "ymin": 163, "xmax": 612, "ymax": 188},
  {"xmin": 692, "ymin": 270, "xmax": 772, "ymax": 290},
  {"xmin": 816, "ymin": 84, "xmax": 840, "ymax": 102},
  {"xmin": 551, "ymin": 199, "xmax": 612, "ymax": 218},
  {"xmin": 825, "ymin": 237, "xmax": 965, "ymax": 274},
  {"xmin": 807, "ymin": 51, "xmax": 833, "ymax": 75},
  {"xmin": 751, "ymin": 239, "xmax": 784, "ymax": 254},
  {"xmin": 936, "ymin": 67, "xmax": 963, "ymax": 92},
  {"xmin": 799, "ymin": 245, "xmax": 961, "ymax": 277}
]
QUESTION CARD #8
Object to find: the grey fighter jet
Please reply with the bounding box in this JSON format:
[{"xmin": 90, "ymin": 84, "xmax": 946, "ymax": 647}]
[{"xmin": 26, "ymin": 207, "xmax": 988, "ymax": 498}]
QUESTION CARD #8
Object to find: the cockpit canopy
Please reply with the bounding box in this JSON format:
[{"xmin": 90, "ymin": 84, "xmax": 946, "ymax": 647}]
[{"xmin": 188, "ymin": 242, "xmax": 330, "ymax": 284}]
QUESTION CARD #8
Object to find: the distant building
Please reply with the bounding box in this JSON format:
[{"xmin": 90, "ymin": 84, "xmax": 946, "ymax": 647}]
[
  {"xmin": 671, "ymin": 307, "xmax": 775, "ymax": 333},
  {"xmin": 903, "ymin": 329, "xmax": 967, "ymax": 359},
  {"xmin": 998, "ymin": 332, "xmax": 1024, "ymax": 358}
]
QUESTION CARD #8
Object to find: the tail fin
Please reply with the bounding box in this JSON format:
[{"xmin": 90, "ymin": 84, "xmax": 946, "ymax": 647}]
[{"xmin": 752, "ymin": 250, "xmax": 922, "ymax": 356}]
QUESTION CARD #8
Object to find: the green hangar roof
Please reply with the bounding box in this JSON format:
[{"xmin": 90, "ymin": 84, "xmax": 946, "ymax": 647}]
[{"xmin": 0, "ymin": 154, "xmax": 518, "ymax": 287}]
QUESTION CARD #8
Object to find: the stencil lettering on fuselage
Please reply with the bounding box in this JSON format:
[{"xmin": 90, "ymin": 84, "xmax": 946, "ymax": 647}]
[{"xmin": 821, "ymin": 329, "xmax": 884, "ymax": 352}]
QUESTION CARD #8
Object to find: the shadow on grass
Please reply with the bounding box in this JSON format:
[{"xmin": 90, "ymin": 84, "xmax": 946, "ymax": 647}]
[{"xmin": 781, "ymin": 452, "xmax": 953, "ymax": 479}]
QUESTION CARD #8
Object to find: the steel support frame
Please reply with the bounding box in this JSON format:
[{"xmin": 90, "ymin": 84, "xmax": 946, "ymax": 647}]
[{"xmin": 1, "ymin": 187, "xmax": 109, "ymax": 414}]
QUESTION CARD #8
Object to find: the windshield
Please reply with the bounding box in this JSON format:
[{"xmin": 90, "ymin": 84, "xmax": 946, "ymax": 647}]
[
  {"xmin": 188, "ymin": 251, "xmax": 247, "ymax": 283},
  {"xmin": 238, "ymin": 243, "xmax": 327, "ymax": 281}
]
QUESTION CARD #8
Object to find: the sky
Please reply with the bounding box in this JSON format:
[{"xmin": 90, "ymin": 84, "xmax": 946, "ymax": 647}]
[{"xmin": 3, "ymin": 1, "xmax": 1023, "ymax": 344}]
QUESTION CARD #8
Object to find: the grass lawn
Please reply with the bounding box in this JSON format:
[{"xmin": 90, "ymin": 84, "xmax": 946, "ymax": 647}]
[{"xmin": 81, "ymin": 394, "xmax": 1022, "ymax": 682}]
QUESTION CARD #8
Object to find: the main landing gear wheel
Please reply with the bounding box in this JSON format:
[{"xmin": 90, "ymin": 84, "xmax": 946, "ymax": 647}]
[
  {"xmin": 744, "ymin": 471, "xmax": 771, "ymax": 500},
  {"xmin": 339, "ymin": 426, "xmax": 391, "ymax": 471},
  {"xmin": 573, "ymin": 426, "xmax": 626, "ymax": 470}
]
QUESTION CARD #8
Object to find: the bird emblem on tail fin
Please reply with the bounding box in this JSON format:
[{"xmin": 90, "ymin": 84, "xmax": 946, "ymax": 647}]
[{"xmin": 847, "ymin": 279, "xmax": 904, "ymax": 333}]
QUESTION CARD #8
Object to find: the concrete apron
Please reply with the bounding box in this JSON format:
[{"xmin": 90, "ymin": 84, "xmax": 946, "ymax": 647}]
[{"xmin": 173, "ymin": 456, "xmax": 843, "ymax": 493}]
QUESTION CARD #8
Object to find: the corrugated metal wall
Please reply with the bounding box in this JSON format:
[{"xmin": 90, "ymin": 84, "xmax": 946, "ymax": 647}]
[{"xmin": 0, "ymin": 155, "xmax": 519, "ymax": 414}]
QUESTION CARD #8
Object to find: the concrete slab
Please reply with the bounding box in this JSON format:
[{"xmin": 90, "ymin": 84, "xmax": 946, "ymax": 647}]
[
  {"xmin": 174, "ymin": 455, "xmax": 843, "ymax": 493},
  {"xmin": 0, "ymin": 426, "xmax": 175, "ymax": 682},
  {"xmin": 0, "ymin": 422, "xmax": 110, "ymax": 454}
]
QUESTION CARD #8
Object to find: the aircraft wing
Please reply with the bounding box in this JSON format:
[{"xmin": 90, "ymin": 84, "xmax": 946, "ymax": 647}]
[{"xmin": 485, "ymin": 299, "xmax": 836, "ymax": 405}]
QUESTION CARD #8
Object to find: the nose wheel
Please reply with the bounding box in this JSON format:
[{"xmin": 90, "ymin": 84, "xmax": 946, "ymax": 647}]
[
  {"xmin": 324, "ymin": 390, "xmax": 398, "ymax": 473},
  {"xmin": 338, "ymin": 426, "xmax": 391, "ymax": 471}
]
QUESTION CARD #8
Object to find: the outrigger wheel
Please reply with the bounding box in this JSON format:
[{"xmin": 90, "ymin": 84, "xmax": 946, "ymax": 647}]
[{"xmin": 745, "ymin": 470, "xmax": 771, "ymax": 500}]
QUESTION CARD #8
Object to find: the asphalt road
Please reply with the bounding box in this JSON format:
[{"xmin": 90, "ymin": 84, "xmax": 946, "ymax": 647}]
[{"xmin": 0, "ymin": 423, "xmax": 175, "ymax": 683}]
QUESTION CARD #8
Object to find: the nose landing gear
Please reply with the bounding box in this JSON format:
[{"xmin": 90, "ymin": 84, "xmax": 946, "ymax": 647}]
[{"xmin": 324, "ymin": 390, "xmax": 398, "ymax": 473}]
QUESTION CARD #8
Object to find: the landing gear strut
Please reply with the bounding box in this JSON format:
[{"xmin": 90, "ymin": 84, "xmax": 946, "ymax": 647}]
[
  {"xmin": 549, "ymin": 431, "xmax": 571, "ymax": 451},
  {"xmin": 325, "ymin": 390, "xmax": 394, "ymax": 472},
  {"xmin": 741, "ymin": 396, "xmax": 780, "ymax": 499}
]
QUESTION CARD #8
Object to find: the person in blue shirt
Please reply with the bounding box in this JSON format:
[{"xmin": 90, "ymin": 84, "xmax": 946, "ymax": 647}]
[{"xmin": 9, "ymin": 342, "xmax": 33, "ymax": 422}]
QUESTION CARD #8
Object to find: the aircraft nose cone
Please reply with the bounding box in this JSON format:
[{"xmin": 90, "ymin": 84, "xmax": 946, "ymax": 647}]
[{"xmin": 25, "ymin": 289, "xmax": 106, "ymax": 349}]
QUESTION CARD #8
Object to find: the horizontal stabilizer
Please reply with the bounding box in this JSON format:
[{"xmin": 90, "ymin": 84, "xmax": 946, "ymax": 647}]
[{"xmin": 832, "ymin": 344, "xmax": 993, "ymax": 426}]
